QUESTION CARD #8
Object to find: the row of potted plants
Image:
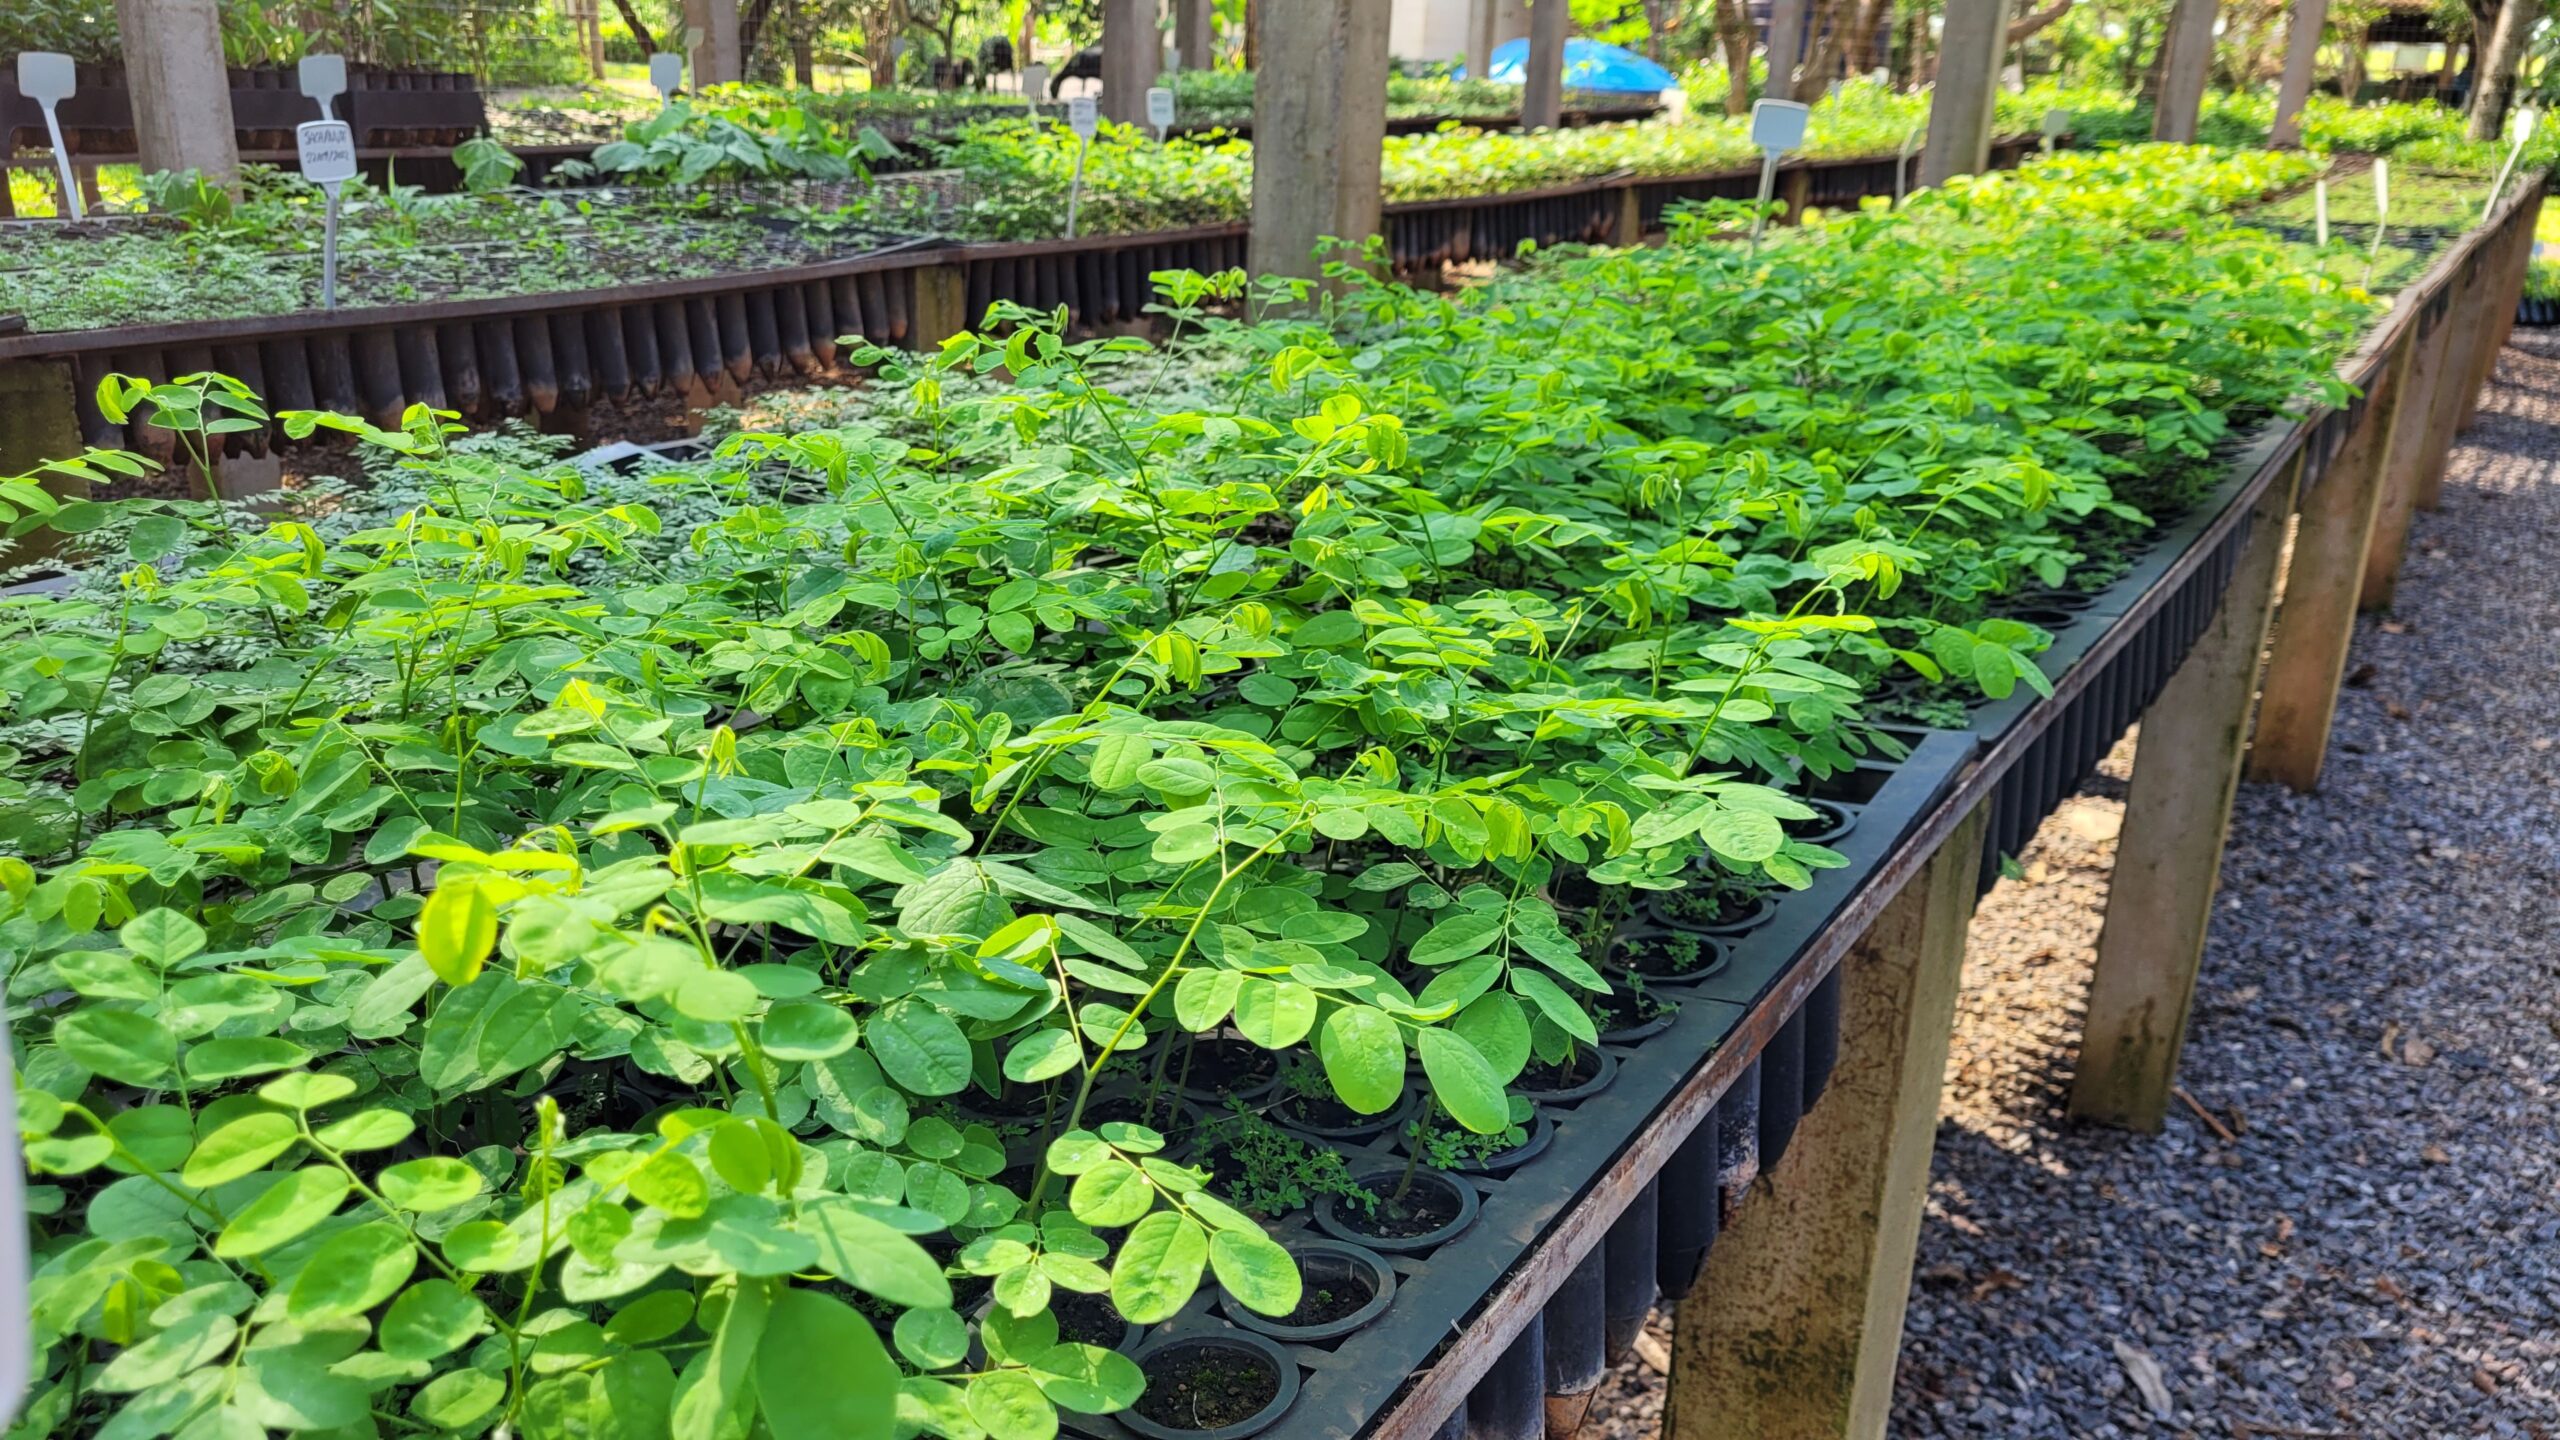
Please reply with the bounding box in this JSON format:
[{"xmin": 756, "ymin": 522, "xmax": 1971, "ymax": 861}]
[{"xmin": 0, "ymin": 143, "xmax": 2408, "ymax": 1440}]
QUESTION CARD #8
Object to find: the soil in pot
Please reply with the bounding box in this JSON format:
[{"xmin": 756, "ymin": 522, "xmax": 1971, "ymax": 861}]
[
  {"xmin": 1612, "ymin": 927, "xmax": 1728, "ymax": 981},
  {"xmin": 1272, "ymin": 1269, "xmax": 1377, "ymax": 1330},
  {"xmin": 1133, "ymin": 1341, "xmax": 1286, "ymax": 1432},
  {"xmin": 1517, "ymin": 1047, "xmax": 1609, "ymax": 1099},
  {"xmin": 1170, "ymin": 1036, "xmax": 1280, "ymax": 1097},
  {"xmin": 1345, "ymin": 1183, "xmax": 1462, "ymax": 1240},
  {"xmin": 1050, "ymin": 1287, "xmax": 1132, "ymax": 1349},
  {"xmin": 1590, "ymin": 980, "xmax": 1677, "ymax": 1038}
]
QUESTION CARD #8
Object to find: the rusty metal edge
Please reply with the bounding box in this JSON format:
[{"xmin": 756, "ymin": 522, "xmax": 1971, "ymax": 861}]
[{"xmin": 1350, "ymin": 167, "xmax": 2546, "ymax": 1440}]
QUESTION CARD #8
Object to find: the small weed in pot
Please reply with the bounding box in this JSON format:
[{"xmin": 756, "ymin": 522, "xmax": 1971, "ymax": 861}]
[
  {"xmin": 1591, "ymin": 970, "xmax": 1679, "ymax": 1039},
  {"xmin": 1652, "ymin": 871, "xmax": 1776, "ymax": 932},
  {"xmin": 1403, "ymin": 1094, "xmax": 1535, "ymax": 1169},
  {"xmin": 1614, "ymin": 926, "xmax": 1729, "ymax": 980},
  {"xmin": 1194, "ymin": 1100, "xmax": 1379, "ymax": 1219}
]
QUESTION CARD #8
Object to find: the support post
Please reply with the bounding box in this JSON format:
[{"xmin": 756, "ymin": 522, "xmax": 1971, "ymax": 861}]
[
  {"xmin": 1664, "ymin": 808, "xmax": 1989, "ymax": 1440},
  {"xmin": 912, "ymin": 264, "xmax": 969, "ymax": 349},
  {"xmin": 2151, "ymin": 0, "xmax": 2219, "ymax": 142},
  {"xmin": 683, "ymin": 0, "xmax": 744, "ymax": 84},
  {"xmin": 1765, "ymin": 0, "xmax": 1812, "ymax": 101},
  {"xmin": 1466, "ymin": 0, "xmax": 1498, "ymax": 80},
  {"xmin": 0, "ymin": 360, "xmax": 88, "ymax": 568},
  {"xmin": 1521, "ymin": 0, "xmax": 1568, "ymax": 131},
  {"xmin": 2070, "ymin": 461, "xmax": 2303, "ymax": 1132},
  {"xmin": 1616, "ymin": 181, "xmax": 1644, "ymax": 246},
  {"xmin": 112, "ymin": 0, "xmax": 241, "ymax": 184},
  {"xmin": 1175, "ymin": 0, "xmax": 1214, "ymax": 70},
  {"xmin": 1916, "ymin": 0, "xmax": 2010, "ymax": 188},
  {"xmin": 2248, "ymin": 333, "xmax": 2416, "ymax": 791},
  {"xmin": 2359, "ymin": 291, "xmax": 2459, "ymax": 610},
  {"xmin": 1101, "ymin": 0, "xmax": 1159, "ymax": 125},
  {"xmin": 2267, "ymin": 0, "xmax": 2329, "ymax": 146},
  {"xmin": 1248, "ymin": 0, "xmax": 1392, "ymax": 285},
  {"xmin": 2457, "ymin": 194, "xmax": 2540, "ymax": 430},
  {"xmin": 2411, "ymin": 249, "xmax": 2497, "ymax": 512}
]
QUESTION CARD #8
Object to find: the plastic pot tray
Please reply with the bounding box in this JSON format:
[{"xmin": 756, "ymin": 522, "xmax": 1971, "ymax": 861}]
[{"xmin": 1053, "ymin": 725, "xmax": 1979, "ymax": 1440}]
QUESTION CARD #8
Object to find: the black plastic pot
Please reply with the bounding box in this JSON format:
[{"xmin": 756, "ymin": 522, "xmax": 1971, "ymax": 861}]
[
  {"xmin": 1656, "ymin": 1107, "xmax": 1722, "ymax": 1301},
  {"xmin": 1409, "ymin": 1109, "xmax": 1554, "ymax": 1176},
  {"xmin": 1757, "ymin": 1007, "xmax": 1807, "ymax": 1172},
  {"xmin": 1800, "ymin": 966, "xmax": 1843, "ymax": 1113},
  {"xmin": 1217, "ymin": 1237, "xmax": 1396, "ymax": 1343},
  {"xmin": 1715, "ymin": 1060, "xmax": 1761, "ymax": 1216},
  {"xmin": 1272, "ymin": 1085, "xmax": 1417, "ymax": 1143},
  {"xmin": 1592, "ymin": 983, "xmax": 1679, "ymax": 1044},
  {"xmin": 967, "ymin": 1290, "xmax": 1142, "ymax": 1360},
  {"xmin": 1513, "ymin": 1047, "xmax": 1617, "ymax": 1105},
  {"xmin": 1163, "ymin": 1033, "xmax": 1287, "ymax": 1109},
  {"xmin": 1464, "ymin": 1316, "xmax": 1546, "ymax": 1440},
  {"xmin": 1121, "ymin": 1332, "xmax": 1301, "ymax": 1440},
  {"xmin": 1608, "ymin": 926, "xmax": 1732, "ymax": 984},
  {"xmin": 1542, "ymin": 1246, "xmax": 1609, "ymax": 1406},
  {"xmin": 1784, "ymin": 798, "xmax": 1859, "ymax": 848},
  {"xmin": 1313, "ymin": 1166, "xmax": 1479, "ymax": 1254},
  {"xmin": 1643, "ymin": 887, "xmax": 1779, "ymax": 939},
  {"xmin": 1602, "ymin": 1179, "xmax": 1660, "ymax": 1362}
]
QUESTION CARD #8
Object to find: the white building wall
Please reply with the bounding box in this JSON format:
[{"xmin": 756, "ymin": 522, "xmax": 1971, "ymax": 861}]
[{"xmin": 1390, "ymin": 0, "xmax": 1476, "ymax": 62}]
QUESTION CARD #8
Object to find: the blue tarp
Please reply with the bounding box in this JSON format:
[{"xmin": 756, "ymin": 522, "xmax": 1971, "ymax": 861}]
[{"xmin": 1463, "ymin": 38, "xmax": 1677, "ymax": 95}]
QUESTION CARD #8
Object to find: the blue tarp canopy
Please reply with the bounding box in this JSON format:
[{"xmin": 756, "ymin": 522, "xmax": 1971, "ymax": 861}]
[{"xmin": 1465, "ymin": 38, "xmax": 1677, "ymax": 95}]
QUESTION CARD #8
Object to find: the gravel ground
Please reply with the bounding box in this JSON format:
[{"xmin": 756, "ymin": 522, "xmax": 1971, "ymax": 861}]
[{"xmin": 1587, "ymin": 334, "xmax": 2560, "ymax": 1440}]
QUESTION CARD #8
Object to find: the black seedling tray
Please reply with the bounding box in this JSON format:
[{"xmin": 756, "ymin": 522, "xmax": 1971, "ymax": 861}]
[{"xmin": 1054, "ymin": 727, "xmax": 1980, "ymax": 1440}]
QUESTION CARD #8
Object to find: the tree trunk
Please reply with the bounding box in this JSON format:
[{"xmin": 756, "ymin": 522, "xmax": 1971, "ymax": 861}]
[
  {"xmin": 2336, "ymin": 22, "xmax": 2367, "ymax": 101},
  {"xmin": 2467, "ymin": 0, "xmax": 2532, "ymax": 138},
  {"xmin": 1713, "ymin": 0, "xmax": 1756, "ymax": 110},
  {"xmin": 611, "ymin": 0, "xmax": 661, "ymax": 55},
  {"xmin": 2007, "ymin": 0, "xmax": 2074, "ymax": 44}
]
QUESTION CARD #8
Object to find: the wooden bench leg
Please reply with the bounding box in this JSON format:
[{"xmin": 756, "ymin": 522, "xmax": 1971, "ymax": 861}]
[
  {"xmin": 2070, "ymin": 461, "xmax": 2301, "ymax": 1131},
  {"xmin": 2247, "ymin": 333, "xmax": 2417, "ymax": 791},
  {"xmin": 2411, "ymin": 252, "xmax": 2491, "ymax": 515},
  {"xmin": 2457, "ymin": 196, "xmax": 2540, "ymax": 432},
  {"xmin": 2359, "ymin": 296, "xmax": 2459, "ymax": 612},
  {"xmin": 1663, "ymin": 807, "xmax": 1987, "ymax": 1440}
]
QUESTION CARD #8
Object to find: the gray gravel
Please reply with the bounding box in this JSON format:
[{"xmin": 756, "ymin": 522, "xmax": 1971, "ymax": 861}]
[{"xmin": 1589, "ymin": 334, "xmax": 2560, "ymax": 1439}]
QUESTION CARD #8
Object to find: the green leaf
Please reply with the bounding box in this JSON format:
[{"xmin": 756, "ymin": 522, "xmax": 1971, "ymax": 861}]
[
  {"xmin": 894, "ymin": 1307, "xmax": 969, "ymax": 1370},
  {"xmin": 417, "ymin": 881, "xmax": 498, "ymax": 987},
  {"xmin": 1697, "ymin": 806, "xmax": 1786, "ymax": 865},
  {"xmin": 1087, "ymin": 734, "xmax": 1150, "ymax": 792},
  {"xmin": 1234, "ymin": 978, "xmax": 1317, "ymax": 1048},
  {"xmin": 1410, "ymin": 909, "xmax": 1504, "ymax": 966},
  {"xmin": 54, "ymin": 1009, "xmax": 177, "ymax": 1087},
  {"xmin": 1027, "ymin": 1343, "xmax": 1144, "ymax": 1414},
  {"xmin": 1003, "ymin": 1028, "xmax": 1081, "ymax": 1083},
  {"xmin": 1068, "ymin": 1158, "xmax": 1154, "ymax": 1228},
  {"xmin": 798, "ymin": 1198, "xmax": 953, "ymax": 1308},
  {"xmin": 1208, "ymin": 1228, "xmax": 1303, "ymax": 1317},
  {"xmin": 761, "ymin": 998, "xmax": 859, "ymax": 1061},
  {"xmin": 377, "ymin": 1156, "xmax": 487, "ymax": 1212},
  {"xmin": 671, "ymin": 1272, "xmax": 767, "ymax": 1440},
  {"xmin": 1416, "ymin": 1027, "xmax": 1509, "ymax": 1135},
  {"xmin": 260, "ymin": 1071, "xmax": 359, "ymax": 1111},
  {"xmin": 1109, "ymin": 1210, "xmax": 1208, "ymax": 1323},
  {"xmin": 184, "ymin": 1036, "xmax": 309, "ymax": 1082},
  {"xmin": 1172, "ymin": 968, "xmax": 1242, "ymax": 1031},
  {"xmin": 411, "ymin": 1369, "xmax": 506, "ymax": 1431},
  {"xmin": 755, "ymin": 1288, "xmax": 899, "ymax": 1440},
  {"xmin": 1318, "ymin": 1005, "xmax": 1406, "ymax": 1114},
  {"xmin": 967, "ymin": 1370, "xmax": 1059, "ymax": 1440},
  {"xmin": 214, "ymin": 1167, "xmax": 350, "ymax": 1257},
  {"xmin": 182, "ymin": 1112, "xmax": 300, "ymax": 1187},
  {"xmin": 311, "ymin": 1108, "xmax": 415, "ymax": 1152},
  {"xmin": 94, "ymin": 1312, "xmax": 236, "ymax": 1394},
  {"xmin": 629, "ymin": 1147, "xmax": 710, "ymax": 1218},
  {"xmin": 286, "ymin": 1223, "xmax": 418, "ymax": 1320},
  {"xmin": 1511, "ymin": 970, "xmax": 1599, "ymax": 1045},
  {"xmin": 1451, "ymin": 992, "xmax": 1531, "ymax": 1084},
  {"xmin": 868, "ymin": 1003, "xmax": 972, "ymax": 1095},
  {"xmin": 379, "ymin": 1280, "xmax": 491, "ymax": 1360},
  {"xmin": 118, "ymin": 909, "xmax": 206, "ymax": 966}
]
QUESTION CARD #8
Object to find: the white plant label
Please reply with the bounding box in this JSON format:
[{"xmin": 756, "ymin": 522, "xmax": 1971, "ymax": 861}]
[
  {"xmin": 2487, "ymin": 107, "xmax": 2537, "ymax": 216},
  {"xmin": 649, "ymin": 52, "xmax": 684, "ymax": 104},
  {"xmin": 298, "ymin": 121, "xmax": 359, "ymax": 309},
  {"xmin": 1067, "ymin": 94, "xmax": 1099, "ymax": 138},
  {"xmin": 17, "ymin": 52, "xmax": 83, "ymax": 220},
  {"xmin": 296, "ymin": 120, "xmax": 359, "ymax": 185},
  {"xmin": 0, "ymin": 1019, "xmax": 27, "ymax": 1431},
  {"xmin": 1747, "ymin": 99, "xmax": 1808, "ymax": 256},
  {"xmin": 1749, "ymin": 98, "xmax": 1809, "ymax": 154},
  {"xmin": 2373, "ymin": 158, "xmax": 2388, "ymax": 216},
  {"xmin": 1024, "ymin": 62, "xmax": 1050, "ymax": 111},
  {"xmin": 1661, "ymin": 86, "xmax": 1688, "ymax": 123},
  {"xmin": 1146, "ymin": 85, "xmax": 1174, "ymax": 139},
  {"xmin": 2315, "ymin": 178, "xmax": 2328, "ymax": 247},
  {"xmin": 299, "ymin": 53, "xmax": 346, "ymax": 118}
]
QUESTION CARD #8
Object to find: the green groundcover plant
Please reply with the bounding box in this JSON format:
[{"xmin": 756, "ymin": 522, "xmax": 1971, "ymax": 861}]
[{"xmin": 0, "ymin": 145, "xmax": 2385, "ymax": 1440}]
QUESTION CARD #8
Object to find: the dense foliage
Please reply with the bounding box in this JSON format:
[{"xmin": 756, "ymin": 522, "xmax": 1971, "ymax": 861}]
[{"xmin": 1, "ymin": 145, "xmax": 2385, "ymax": 1440}]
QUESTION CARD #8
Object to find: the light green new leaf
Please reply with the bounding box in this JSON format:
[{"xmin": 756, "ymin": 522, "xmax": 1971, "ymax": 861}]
[{"xmin": 1109, "ymin": 1210, "xmax": 1208, "ymax": 1323}]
